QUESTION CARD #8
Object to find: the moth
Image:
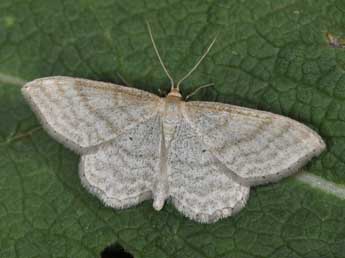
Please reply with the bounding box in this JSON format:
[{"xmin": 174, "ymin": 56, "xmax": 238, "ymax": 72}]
[{"xmin": 21, "ymin": 23, "xmax": 325, "ymax": 223}]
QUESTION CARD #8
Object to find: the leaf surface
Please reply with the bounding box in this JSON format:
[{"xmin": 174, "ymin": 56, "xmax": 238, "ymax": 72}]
[{"xmin": 1, "ymin": 1, "xmax": 345, "ymax": 257}]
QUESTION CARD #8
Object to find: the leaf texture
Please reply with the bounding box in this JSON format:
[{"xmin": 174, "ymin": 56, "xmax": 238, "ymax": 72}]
[{"xmin": 1, "ymin": 0, "xmax": 345, "ymax": 257}]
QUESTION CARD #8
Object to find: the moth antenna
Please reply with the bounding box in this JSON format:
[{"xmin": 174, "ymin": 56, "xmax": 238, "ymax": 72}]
[
  {"xmin": 176, "ymin": 34, "xmax": 218, "ymax": 91},
  {"xmin": 146, "ymin": 20, "xmax": 175, "ymax": 90}
]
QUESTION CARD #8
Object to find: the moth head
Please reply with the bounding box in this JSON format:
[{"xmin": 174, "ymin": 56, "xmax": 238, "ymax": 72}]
[{"xmin": 166, "ymin": 87, "xmax": 182, "ymax": 100}]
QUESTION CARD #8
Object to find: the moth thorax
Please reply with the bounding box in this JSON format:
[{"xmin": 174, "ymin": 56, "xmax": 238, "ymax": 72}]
[
  {"xmin": 166, "ymin": 88, "xmax": 182, "ymax": 100},
  {"xmin": 163, "ymin": 101, "xmax": 182, "ymax": 146}
]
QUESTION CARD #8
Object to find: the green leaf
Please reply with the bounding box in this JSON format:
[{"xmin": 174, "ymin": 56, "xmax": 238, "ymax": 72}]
[{"xmin": 1, "ymin": 0, "xmax": 345, "ymax": 257}]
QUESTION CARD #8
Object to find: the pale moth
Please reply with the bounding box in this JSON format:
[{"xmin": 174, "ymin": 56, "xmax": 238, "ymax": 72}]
[{"xmin": 22, "ymin": 23, "xmax": 325, "ymax": 223}]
